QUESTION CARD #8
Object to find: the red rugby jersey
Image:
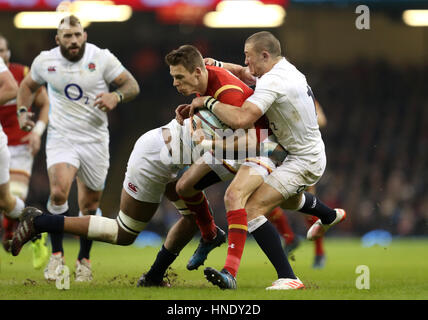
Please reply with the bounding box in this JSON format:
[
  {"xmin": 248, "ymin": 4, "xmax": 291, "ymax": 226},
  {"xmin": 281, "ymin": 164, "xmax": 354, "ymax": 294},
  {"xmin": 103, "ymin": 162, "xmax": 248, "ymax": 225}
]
[
  {"xmin": 0, "ymin": 63, "xmax": 31, "ymax": 146},
  {"xmin": 203, "ymin": 65, "xmax": 271, "ymax": 142}
]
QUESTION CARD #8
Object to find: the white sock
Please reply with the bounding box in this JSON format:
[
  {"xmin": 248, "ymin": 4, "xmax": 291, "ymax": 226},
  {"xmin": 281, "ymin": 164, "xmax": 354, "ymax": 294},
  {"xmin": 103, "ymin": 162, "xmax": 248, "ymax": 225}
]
[
  {"xmin": 47, "ymin": 199, "xmax": 68, "ymax": 215},
  {"xmin": 296, "ymin": 193, "xmax": 306, "ymax": 211},
  {"xmin": 79, "ymin": 208, "xmax": 102, "ymax": 216},
  {"xmin": 6, "ymin": 196, "xmax": 25, "ymax": 219},
  {"xmin": 247, "ymin": 215, "xmax": 268, "ymax": 233}
]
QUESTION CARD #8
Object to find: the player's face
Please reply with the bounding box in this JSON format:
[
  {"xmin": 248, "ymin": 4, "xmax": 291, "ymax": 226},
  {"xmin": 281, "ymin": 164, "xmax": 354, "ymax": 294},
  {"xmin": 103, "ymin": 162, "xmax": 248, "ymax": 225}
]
[
  {"xmin": 244, "ymin": 43, "xmax": 265, "ymax": 78},
  {"xmin": 0, "ymin": 38, "xmax": 10, "ymax": 64},
  {"xmin": 56, "ymin": 25, "xmax": 87, "ymax": 62},
  {"xmin": 169, "ymin": 64, "xmax": 200, "ymax": 96}
]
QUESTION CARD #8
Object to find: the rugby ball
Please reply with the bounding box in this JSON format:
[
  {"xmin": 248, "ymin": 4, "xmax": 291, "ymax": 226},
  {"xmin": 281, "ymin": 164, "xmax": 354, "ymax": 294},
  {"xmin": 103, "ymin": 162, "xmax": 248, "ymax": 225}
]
[{"xmin": 192, "ymin": 108, "xmax": 230, "ymax": 139}]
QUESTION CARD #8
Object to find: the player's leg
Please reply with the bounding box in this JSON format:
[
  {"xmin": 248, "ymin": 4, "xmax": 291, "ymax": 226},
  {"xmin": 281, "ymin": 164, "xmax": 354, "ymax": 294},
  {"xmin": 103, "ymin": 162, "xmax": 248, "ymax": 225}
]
[
  {"xmin": 175, "ymin": 158, "xmax": 227, "ymax": 270},
  {"xmin": 244, "ymin": 182, "xmax": 302, "ymax": 289},
  {"xmin": 43, "ymin": 162, "xmax": 77, "ymax": 280},
  {"xmin": 266, "ymin": 207, "xmax": 300, "ymax": 257},
  {"xmin": 11, "ymin": 188, "xmax": 160, "ymax": 256},
  {"xmin": 175, "ymin": 160, "xmax": 219, "ymax": 241},
  {"xmin": 9, "ymin": 170, "xmax": 49, "ymax": 269},
  {"xmin": 72, "ymin": 178, "xmax": 103, "ymax": 281},
  {"xmin": 139, "ymin": 181, "xmax": 199, "ymax": 287},
  {"xmin": 304, "ymin": 185, "xmax": 325, "ymax": 268},
  {"xmin": 0, "ymin": 144, "xmax": 25, "ymax": 251}
]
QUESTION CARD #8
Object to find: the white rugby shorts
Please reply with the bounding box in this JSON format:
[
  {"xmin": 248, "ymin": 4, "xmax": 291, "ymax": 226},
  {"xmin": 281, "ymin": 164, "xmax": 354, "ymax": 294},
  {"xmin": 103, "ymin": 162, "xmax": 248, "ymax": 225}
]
[
  {"xmin": 123, "ymin": 128, "xmax": 184, "ymax": 203},
  {"xmin": 266, "ymin": 151, "xmax": 326, "ymax": 200},
  {"xmin": 46, "ymin": 127, "xmax": 109, "ymax": 191}
]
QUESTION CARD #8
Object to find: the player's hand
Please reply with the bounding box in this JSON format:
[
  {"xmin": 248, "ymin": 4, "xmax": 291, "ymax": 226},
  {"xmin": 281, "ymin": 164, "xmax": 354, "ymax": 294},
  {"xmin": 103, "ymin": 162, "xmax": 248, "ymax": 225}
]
[
  {"xmin": 20, "ymin": 131, "xmax": 41, "ymax": 156},
  {"xmin": 191, "ymin": 118, "xmax": 205, "ymax": 146},
  {"xmin": 189, "ymin": 96, "xmax": 207, "ymax": 117},
  {"xmin": 18, "ymin": 111, "xmax": 35, "ymax": 132},
  {"xmin": 175, "ymin": 104, "xmax": 191, "ymax": 125},
  {"xmin": 203, "ymin": 58, "xmax": 216, "ymax": 66},
  {"xmin": 94, "ymin": 92, "xmax": 118, "ymax": 112}
]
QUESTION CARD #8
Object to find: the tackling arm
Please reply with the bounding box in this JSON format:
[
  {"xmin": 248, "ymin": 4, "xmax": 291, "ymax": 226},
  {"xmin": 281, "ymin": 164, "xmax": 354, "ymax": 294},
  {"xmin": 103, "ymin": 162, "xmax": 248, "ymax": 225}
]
[{"xmin": 191, "ymin": 97, "xmax": 263, "ymax": 130}]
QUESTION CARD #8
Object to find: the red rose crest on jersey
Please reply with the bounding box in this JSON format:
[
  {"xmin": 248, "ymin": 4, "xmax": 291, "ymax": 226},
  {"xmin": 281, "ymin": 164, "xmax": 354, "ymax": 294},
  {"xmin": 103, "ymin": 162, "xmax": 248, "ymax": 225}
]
[
  {"xmin": 127, "ymin": 182, "xmax": 138, "ymax": 193},
  {"xmin": 48, "ymin": 66, "xmax": 56, "ymax": 72},
  {"xmin": 88, "ymin": 62, "xmax": 96, "ymax": 72}
]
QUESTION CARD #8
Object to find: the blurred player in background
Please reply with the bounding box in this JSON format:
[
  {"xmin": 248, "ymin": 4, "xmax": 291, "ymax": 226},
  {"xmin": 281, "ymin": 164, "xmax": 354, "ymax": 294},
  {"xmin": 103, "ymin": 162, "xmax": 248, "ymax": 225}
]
[
  {"xmin": 0, "ymin": 34, "xmax": 50, "ymax": 270},
  {"xmin": 15, "ymin": 15, "xmax": 140, "ymax": 282},
  {"xmin": 0, "ymin": 56, "xmax": 26, "ymax": 237}
]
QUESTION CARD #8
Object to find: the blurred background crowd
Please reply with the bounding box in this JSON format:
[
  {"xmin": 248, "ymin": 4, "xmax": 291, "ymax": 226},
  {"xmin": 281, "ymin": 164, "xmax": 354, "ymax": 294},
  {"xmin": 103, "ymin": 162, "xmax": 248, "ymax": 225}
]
[{"xmin": 0, "ymin": 0, "xmax": 426, "ymax": 238}]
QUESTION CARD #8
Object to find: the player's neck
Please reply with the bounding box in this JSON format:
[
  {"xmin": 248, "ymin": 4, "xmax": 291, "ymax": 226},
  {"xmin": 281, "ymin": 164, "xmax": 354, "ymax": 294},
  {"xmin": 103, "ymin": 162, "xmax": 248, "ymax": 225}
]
[{"xmin": 198, "ymin": 71, "xmax": 209, "ymax": 95}]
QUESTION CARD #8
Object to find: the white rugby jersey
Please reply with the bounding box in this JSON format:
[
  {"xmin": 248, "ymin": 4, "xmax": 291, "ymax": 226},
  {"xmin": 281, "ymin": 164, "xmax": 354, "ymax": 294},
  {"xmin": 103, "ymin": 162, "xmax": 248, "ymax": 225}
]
[
  {"xmin": 31, "ymin": 43, "xmax": 125, "ymax": 143},
  {"xmin": 0, "ymin": 56, "xmax": 9, "ymax": 142},
  {"xmin": 246, "ymin": 57, "xmax": 324, "ymax": 156}
]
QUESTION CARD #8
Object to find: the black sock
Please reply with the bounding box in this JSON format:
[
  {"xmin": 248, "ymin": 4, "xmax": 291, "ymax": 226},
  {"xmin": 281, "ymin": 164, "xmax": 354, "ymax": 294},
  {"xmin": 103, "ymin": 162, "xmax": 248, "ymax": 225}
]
[
  {"xmin": 145, "ymin": 245, "xmax": 178, "ymax": 283},
  {"xmin": 299, "ymin": 192, "xmax": 336, "ymax": 225},
  {"xmin": 34, "ymin": 213, "xmax": 65, "ymax": 234},
  {"xmin": 48, "ymin": 211, "xmax": 68, "ymax": 255},
  {"xmin": 78, "ymin": 237, "xmax": 93, "ymax": 261},
  {"xmin": 33, "ymin": 212, "xmax": 65, "ymax": 254},
  {"xmin": 251, "ymin": 221, "xmax": 296, "ymax": 279},
  {"xmin": 50, "ymin": 231, "xmax": 64, "ymax": 255}
]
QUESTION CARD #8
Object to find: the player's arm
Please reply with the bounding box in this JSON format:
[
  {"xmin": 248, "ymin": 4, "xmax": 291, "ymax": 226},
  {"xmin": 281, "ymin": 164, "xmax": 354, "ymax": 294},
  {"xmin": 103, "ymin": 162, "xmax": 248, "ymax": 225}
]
[
  {"xmin": 0, "ymin": 69, "xmax": 18, "ymax": 105},
  {"xmin": 204, "ymin": 58, "xmax": 256, "ymax": 86},
  {"xmin": 94, "ymin": 70, "xmax": 140, "ymax": 112},
  {"xmin": 190, "ymin": 97, "xmax": 263, "ymax": 130},
  {"xmin": 20, "ymin": 86, "xmax": 49, "ymax": 155},
  {"xmin": 16, "ymin": 73, "xmax": 42, "ymax": 131},
  {"xmin": 315, "ymin": 100, "xmax": 327, "ymax": 128}
]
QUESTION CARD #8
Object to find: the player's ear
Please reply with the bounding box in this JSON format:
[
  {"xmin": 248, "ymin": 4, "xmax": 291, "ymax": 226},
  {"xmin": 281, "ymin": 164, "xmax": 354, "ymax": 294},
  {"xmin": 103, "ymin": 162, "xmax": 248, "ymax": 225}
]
[
  {"xmin": 194, "ymin": 67, "xmax": 202, "ymax": 77},
  {"xmin": 6, "ymin": 49, "xmax": 11, "ymax": 61},
  {"xmin": 262, "ymin": 51, "xmax": 269, "ymax": 60},
  {"xmin": 55, "ymin": 34, "xmax": 60, "ymax": 45},
  {"xmin": 83, "ymin": 31, "xmax": 88, "ymax": 41}
]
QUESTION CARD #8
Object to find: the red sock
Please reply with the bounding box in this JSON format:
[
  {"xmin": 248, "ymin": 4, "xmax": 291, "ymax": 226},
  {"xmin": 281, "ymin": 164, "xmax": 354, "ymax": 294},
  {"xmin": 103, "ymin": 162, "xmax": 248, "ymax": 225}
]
[
  {"xmin": 224, "ymin": 208, "xmax": 247, "ymax": 278},
  {"xmin": 181, "ymin": 192, "xmax": 217, "ymax": 241},
  {"xmin": 2, "ymin": 215, "xmax": 18, "ymax": 239},
  {"xmin": 267, "ymin": 207, "xmax": 295, "ymax": 244},
  {"xmin": 306, "ymin": 215, "xmax": 324, "ymax": 256}
]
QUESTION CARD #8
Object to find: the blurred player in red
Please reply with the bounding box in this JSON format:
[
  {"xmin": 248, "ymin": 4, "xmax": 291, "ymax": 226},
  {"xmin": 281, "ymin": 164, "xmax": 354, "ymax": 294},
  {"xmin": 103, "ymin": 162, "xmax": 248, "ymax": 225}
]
[
  {"xmin": 266, "ymin": 100, "xmax": 328, "ymax": 269},
  {"xmin": 0, "ymin": 34, "xmax": 50, "ymax": 269},
  {"xmin": 0, "ymin": 54, "xmax": 26, "ymax": 229}
]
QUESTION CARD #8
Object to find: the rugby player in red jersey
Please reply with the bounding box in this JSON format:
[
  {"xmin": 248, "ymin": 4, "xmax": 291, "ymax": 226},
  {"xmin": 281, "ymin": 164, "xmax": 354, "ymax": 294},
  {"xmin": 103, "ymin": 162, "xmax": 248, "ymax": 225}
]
[{"xmin": 0, "ymin": 34, "xmax": 50, "ymax": 269}]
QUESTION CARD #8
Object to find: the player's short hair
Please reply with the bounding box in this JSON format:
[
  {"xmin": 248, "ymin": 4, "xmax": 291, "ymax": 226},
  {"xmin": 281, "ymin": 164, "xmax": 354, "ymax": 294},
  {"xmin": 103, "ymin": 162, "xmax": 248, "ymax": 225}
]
[
  {"xmin": 165, "ymin": 45, "xmax": 205, "ymax": 73},
  {"xmin": 58, "ymin": 15, "xmax": 82, "ymax": 33},
  {"xmin": 245, "ymin": 31, "xmax": 282, "ymax": 57}
]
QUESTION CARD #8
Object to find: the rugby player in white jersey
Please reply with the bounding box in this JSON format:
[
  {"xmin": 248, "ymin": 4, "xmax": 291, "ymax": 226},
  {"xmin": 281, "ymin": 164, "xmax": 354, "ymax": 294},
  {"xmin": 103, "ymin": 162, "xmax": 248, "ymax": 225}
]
[
  {"xmin": 190, "ymin": 31, "xmax": 346, "ymax": 290},
  {"xmin": 0, "ymin": 56, "xmax": 26, "ymax": 227},
  {"xmin": 15, "ymin": 15, "xmax": 140, "ymax": 281}
]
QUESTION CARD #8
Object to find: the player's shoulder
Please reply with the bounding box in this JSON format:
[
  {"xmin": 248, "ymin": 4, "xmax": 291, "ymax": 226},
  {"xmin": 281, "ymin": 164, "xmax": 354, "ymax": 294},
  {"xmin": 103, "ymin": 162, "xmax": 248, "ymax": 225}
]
[
  {"xmin": 86, "ymin": 43, "xmax": 115, "ymax": 59},
  {"xmin": 33, "ymin": 47, "xmax": 60, "ymax": 63}
]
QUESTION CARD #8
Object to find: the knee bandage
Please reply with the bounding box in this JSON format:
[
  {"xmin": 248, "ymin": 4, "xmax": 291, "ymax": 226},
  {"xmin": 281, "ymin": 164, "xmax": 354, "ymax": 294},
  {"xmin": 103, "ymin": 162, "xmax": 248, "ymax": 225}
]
[
  {"xmin": 87, "ymin": 216, "xmax": 119, "ymax": 244},
  {"xmin": 116, "ymin": 210, "xmax": 147, "ymax": 236}
]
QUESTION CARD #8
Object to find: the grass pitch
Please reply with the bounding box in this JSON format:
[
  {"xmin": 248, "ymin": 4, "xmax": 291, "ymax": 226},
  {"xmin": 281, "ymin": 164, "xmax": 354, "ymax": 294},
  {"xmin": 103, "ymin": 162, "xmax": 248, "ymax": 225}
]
[{"xmin": 0, "ymin": 237, "xmax": 427, "ymax": 300}]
